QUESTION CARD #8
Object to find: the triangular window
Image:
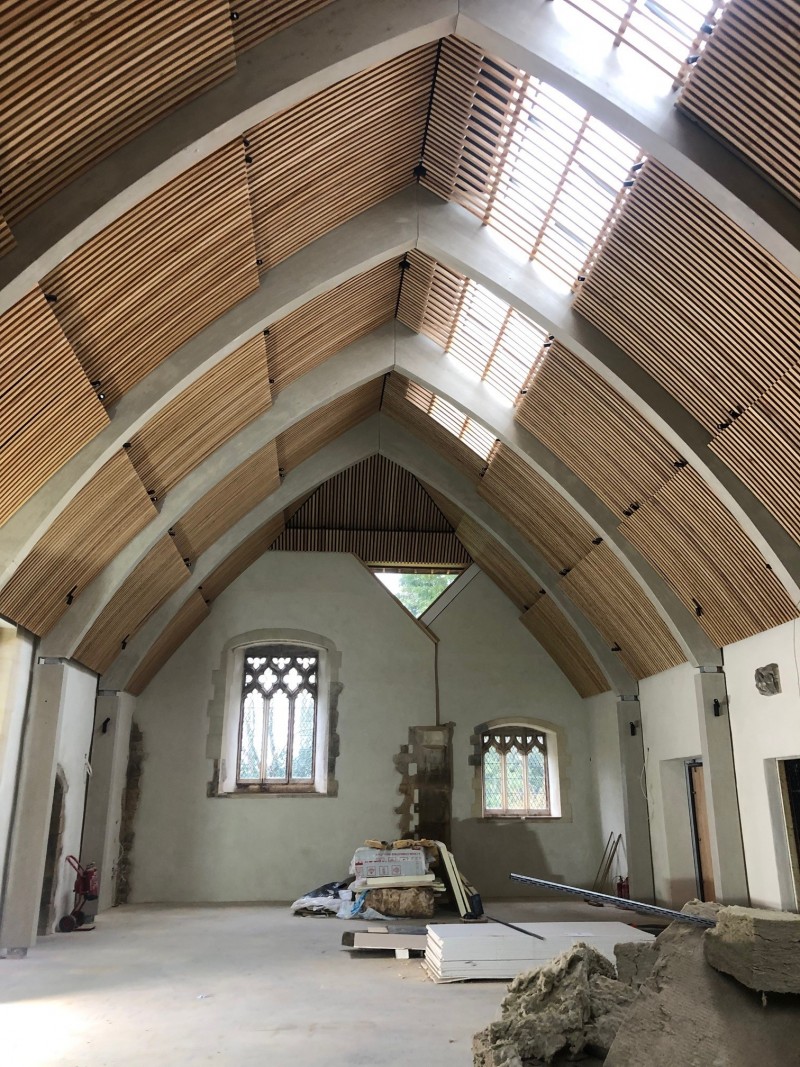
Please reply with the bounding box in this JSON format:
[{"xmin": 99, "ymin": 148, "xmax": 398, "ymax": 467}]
[{"xmin": 374, "ymin": 570, "xmax": 459, "ymax": 618}]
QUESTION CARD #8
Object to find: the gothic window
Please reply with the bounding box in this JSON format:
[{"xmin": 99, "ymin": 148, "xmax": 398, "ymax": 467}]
[
  {"xmin": 237, "ymin": 645, "xmax": 318, "ymax": 787},
  {"xmin": 482, "ymin": 727, "xmax": 550, "ymax": 816}
]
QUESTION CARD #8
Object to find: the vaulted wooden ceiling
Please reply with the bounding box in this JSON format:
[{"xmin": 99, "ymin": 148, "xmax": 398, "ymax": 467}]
[{"xmin": 1, "ymin": 0, "xmax": 799, "ymax": 700}]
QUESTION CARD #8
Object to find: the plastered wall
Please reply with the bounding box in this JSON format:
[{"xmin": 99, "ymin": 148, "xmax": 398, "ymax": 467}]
[
  {"xmin": 639, "ymin": 662, "xmax": 701, "ymax": 908},
  {"xmin": 129, "ymin": 554, "xmax": 604, "ymax": 903},
  {"xmin": 0, "ymin": 623, "xmax": 34, "ymax": 896},
  {"xmin": 724, "ymin": 619, "xmax": 800, "ymax": 909},
  {"xmin": 585, "ymin": 691, "xmax": 627, "ymax": 884}
]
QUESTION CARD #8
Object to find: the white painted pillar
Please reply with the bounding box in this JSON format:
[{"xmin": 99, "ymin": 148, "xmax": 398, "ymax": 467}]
[
  {"xmin": 80, "ymin": 691, "xmax": 134, "ymax": 912},
  {"xmin": 616, "ymin": 697, "xmax": 655, "ymax": 903},
  {"xmin": 0, "ymin": 623, "xmax": 35, "ymax": 897},
  {"xmin": 694, "ymin": 667, "xmax": 749, "ymax": 905},
  {"xmin": 0, "ymin": 660, "xmax": 69, "ymax": 954}
]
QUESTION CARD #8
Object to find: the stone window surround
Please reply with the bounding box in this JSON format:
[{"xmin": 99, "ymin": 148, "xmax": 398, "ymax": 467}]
[
  {"xmin": 468, "ymin": 716, "xmax": 572, "ymax": 823},
  {"xmin": 205, "ymin": 628, "xmax": 342, "ymax": 799}
]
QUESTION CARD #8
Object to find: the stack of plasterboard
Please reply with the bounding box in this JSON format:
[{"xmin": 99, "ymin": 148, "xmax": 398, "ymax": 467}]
[{"xmin": 424, "ymin": 921, "xmax": 655, "ymax": 982}]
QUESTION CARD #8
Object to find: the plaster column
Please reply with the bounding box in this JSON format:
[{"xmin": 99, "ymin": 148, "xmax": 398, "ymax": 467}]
[
  {"xmin": 616, "ymin": 697, "xmax": 655, "ymax": 903},
  {"xmin": 694, "ymin": 667, "xmax": 749, "ymax": 905},
  {"xmin": 80, "ymin": 691, "xmax": 135, "ymax": 912},
  {"xmin": 0, "ymin": 659, "xmax": 69, "ymax": 954}
]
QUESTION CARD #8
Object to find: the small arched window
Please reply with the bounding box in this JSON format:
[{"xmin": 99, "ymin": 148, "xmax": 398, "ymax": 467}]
[{"xmin": 481, "ymin": 724, "xmax": 560, "ymax": 818}]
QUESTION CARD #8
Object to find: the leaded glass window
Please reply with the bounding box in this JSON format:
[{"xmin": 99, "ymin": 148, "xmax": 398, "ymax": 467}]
[
  {"xmin": 482, "ymin": 728, "xmax": 550, "ymax": 816},
  {"xmin": 237, "ymin": 645, "xmax": 318, "ymax": 786}
]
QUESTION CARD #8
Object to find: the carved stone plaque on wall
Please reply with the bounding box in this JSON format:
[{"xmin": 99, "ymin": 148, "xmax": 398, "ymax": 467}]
[{"xmin": 755, "ymin": 663, "xmax": 781, "ymax": 696}]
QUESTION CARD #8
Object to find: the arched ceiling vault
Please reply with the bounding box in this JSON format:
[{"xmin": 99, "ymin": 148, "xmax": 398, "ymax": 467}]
[
  {"xmin": 2, "ymin": 0, "xmax": 799, "ymax": 699},
  {"xmin": 1, "ymin": 0, "xmax": 796, "ymax": 319},
  {"xmin": 101, "ymin": 415, "xmax": 636, "ymax": 697}
]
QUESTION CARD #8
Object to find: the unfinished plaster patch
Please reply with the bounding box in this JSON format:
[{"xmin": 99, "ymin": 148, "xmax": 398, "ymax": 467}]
[
  {"xmin": 115, "ymin": 723, "xmax": 143, "ymax": 905},
  {"xmin": 394, "ymin": 724, "xmax": 453, "ymax": 842}
]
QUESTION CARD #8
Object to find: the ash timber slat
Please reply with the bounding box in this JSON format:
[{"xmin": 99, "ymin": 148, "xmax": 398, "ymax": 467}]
[
  {"xmin": 271, "ymin": 528, "xmax": 469, "ymax": 567},
  {"xmin": 267, "ymin": 260, "xmax": 401, "ymax": 394},
  {"xmin": 516, "ymin": 341, "xmax": 680, "ymax": 514},
  {"xmin": 171, "ymin": 440, "xmax": 281, "ymax": 562},
  {"xmin": 41, "ymin": 142, "xmax": 259, "ymax": 407},
  {"xmin": 127, "ymin": 591, "xmax": 210, "ymax": 696},
  {"xmin": 231, "ymin": 0, "xmax": 336, "ymax": 53},
  {"xmin": 621, "ymin": 466, "xmax": 797, "ymax": 647},
  {"xmin": 396, "ymin": 250, "xmax": 467, "ymax": 349},
  {"xmin": 679, "ymin": 0, "xmax": 800, "ymax": 205},
  {"xmin": 0, "ymin": 287, "xmax": 108, "ymax": 526},
  {"xmin": 0, "ymin": 213, "xmax": 14, "ymax": 257},
  {"xmin": 520, "ymin": 597, "xmax": 609, "ymax": 698},
  {"xmin": 560, "ymin": 545, "xmax": 685, "ymax": 680},
  {"xmin": 275, "ymin": 380, "xmax": 383, "ymax": 473},
  {"xmin": 0, "ymin": 452, "xmax": 157, "ymax": 636},
  {"xmin": 574, "ymin": 159, "xmax": 800, "ymax": 431},
  {"xmin": 421, "ymin": 484, "xmax": 466, "ymax": 531},
  {"xmin": 0, "ymin": 0, "xmax": 235, "ymax": 224},
  {"xmin": 455, "ymin": 516, "xmax": 542, "ymax": 612},
  {"xmin": 710, "ymin": 371, "xmax": 800, "ymax": 547},
  {"xmin": 478, "ymin": 445, "xmax": 598, "ymax": 572},
  {"xmin": 127, "ymin": 335, "xmax": 270, "ymax": 500},
  {"xmin": 199, "ymin": 515, "xmax": 286, "ymax": 602},
  {"xmin": 74, "ymin": 537, "xmax": 190, "ymax": 675},
  {"xmin": 245, "ymin": 43, "xmax": 436, "ymax": 271},
  {"xmin": 382, "ymin": 374, "xmax": 489, "ymax": 482}
]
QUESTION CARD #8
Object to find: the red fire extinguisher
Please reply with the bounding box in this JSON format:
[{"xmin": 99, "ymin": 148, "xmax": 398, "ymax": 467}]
[{"xmin": 616, "ymin": 876, "xmax": 630, "ymax": 900}]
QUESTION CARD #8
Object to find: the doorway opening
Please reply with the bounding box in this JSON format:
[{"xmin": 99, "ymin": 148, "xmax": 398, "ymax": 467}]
[
  {"xmin": 778, "ymin": 758, "xmax": 800, "ymax": 908},
  {"xmin": 686, "ymin": 760, "xmax": 716, "ymax": 902},
  {"xmin": 37, "ymin": 771, "xmax": 66, "ymax": 935}
]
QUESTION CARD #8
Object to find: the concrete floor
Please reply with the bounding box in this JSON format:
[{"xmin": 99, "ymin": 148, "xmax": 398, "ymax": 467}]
[{"xmin": 1, "ymin": 900, "xmax": 655, "ymax": 1066}]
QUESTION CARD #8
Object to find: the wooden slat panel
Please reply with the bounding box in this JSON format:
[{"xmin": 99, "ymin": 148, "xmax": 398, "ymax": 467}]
[
  {"xmin": 231, "ymin": 0, "xmax": 336, "ymax": 52},
  {"xmin": 574, "ymin": 158, "xmax": 800, "ymax": 431},
  {"xmin": 455, "ymin": 516, "xmax": 542, "ymax": 612},
  {"xmin": 74, "ymin": 537, "xmax": 190, "ymax": 675},
  {"xmin": 0, "ymin": 1, "xmax": 235, "ymax": 223},
  {"xmin": 42, "ymin": 142, "xmax": 259, "ymax": 406},
  {"xmin": 245, "ymin": 43, "xmax": 436, "ymax": 271},
  {"xmin": 199, "ymin": 515, "xmax": 285, "ymax": 601},
  {"xmin": 0, "ymin": 452, "xmax": 156, "ymax": 636},
  {"xmin": 710, "ymin": 373, "xmax": 800, "ymax": 546},
  {"xmin": 561, "ymin": 544, "xmax": 685, "ymax": 680},
  {"xmin": 272, "ymin": 528, "xmax": 470, "ymax": 566},
  {"xmin": 478, "ymin": 445, "xmax": 598, "ymax": 572},
  {"xmin": 128, "ymin": 335, "xmax": 270, "ymax": 500},
  {"xmin": 679, "ymin": 0, "xmax": 800, "ymax": 204},
  {"xmin": 267, "ymin": 260, "xmax": 400, "ymax": 394},
  {"xmin": 171, "ymin": 440, "xmax": 281, "ymax": 561},
  {"xmin": 0, "ymin": 212, "xmax": 14, "ymax": 256},
  {"xmin": 621, "ymin": 466, "xmax": 798, "ymax": 646},
  {"xmin": 275, "ymin": 380, "xmax": 383, "ymax": 472},
  {"xmin": 126, "ymin": 591, "xmax": 210, "ymax": 696},
  {"xmin": 382, "ymin": 374, "xmax": 490, "ymax": 482},
  {"xmin": 396, "ymin": 250, "xmax": 467, "ymax": 349},
  {"xmin": 521, "ymin": 596, "xmax": 609, "ymax": 699},
  {"xmin": 0, "ymin": 288, "xmax": 109, "ymax": 525},
  {"xmin": 517, "ymin": 341, "xmax": 680, "ymax": 514}
]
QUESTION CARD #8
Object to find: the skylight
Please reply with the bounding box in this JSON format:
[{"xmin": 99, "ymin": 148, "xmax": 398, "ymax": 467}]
[
  {"xmin": 557, "ymin": 0, "xmax": 729, "ymax": 85},
  {"xmin": 448, "ymin": 281, "xmax": 549, "ymax": 404},
  {"xmin": 405, "ymin": 380, "xmax": 498, "ymax": 461}
]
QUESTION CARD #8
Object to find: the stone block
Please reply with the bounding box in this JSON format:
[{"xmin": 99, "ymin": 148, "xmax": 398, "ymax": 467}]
[{"xmin": 704, "ymin": 905, "xmax": 800, "ymax": 994}]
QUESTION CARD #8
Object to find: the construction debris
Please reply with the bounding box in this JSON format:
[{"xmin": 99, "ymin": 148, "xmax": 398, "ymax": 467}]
[
  {"xmin": 613, "ymin": 940, "xmax": 659, "ymax": 990},
  {"xmin": 605, "ymin": 903, "xmax": 800, "ymax": 1066},
  {"xmin": 704, "ymin": 904, "xmax": 800, "ymax": 994},
  {"xmin": 472, "ymin": 943, "xmax": 636, "ymax": 1066},
  {"xmin": 364, "ymin": 886, "xmax": 436, "ymax": 919}
]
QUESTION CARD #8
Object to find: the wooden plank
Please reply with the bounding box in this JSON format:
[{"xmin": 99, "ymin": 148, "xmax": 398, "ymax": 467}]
[
  {"xmin": 73, "ymin": 536, "xmax": 190, "ymax": 675},
  {"xmin": 267, "ymin": 259, "xmax": 400, "ymax": 394},
  {"xmin": 679, "ymin": 0, "xmax": 800, "ymax": 204},
  {"xmin": 171, "ymin": 439, "xmax": 281, "ymax": 562},
  {"xmin": 0, "ymin": 0, "xmax": 235, "ymax": 223},
  {"xmin": 245, "ymin": 43, "xmax": 437, "ymax": 271},
  {"xmin": 0, "ymin": 452, "xmax": 156, "ymax": 636},
  {"xmin": 560, "ymin": 544, "xmax": 685, "ymax": 680},
  {"xmin": 520, "ymin": 596, "xmax": 609, "ymax": 698},
  {"xmin": 275, "ymin": 380, "xmax": 383, "ymax": 473},
  {"xmin": 128, "ymin": 334, "xmax": 270, "ymax": 499},
  {"xmin": 0, "ymin": 287, "xmax": 108, "ymax": 526},
  {"xmin": 126, "ymin": 591, "xmax": 210, "ymax": 696},
  {"xmin": 41, "ymin": 142, "xmax": 259, "ymax": 406},
  {"xmin": 0, "ymin": 212, "xmax": 14, "ymax": 257},
  {"xmin": 478, "ymin": 445, "xmax": 598, "ymax": 572}
]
